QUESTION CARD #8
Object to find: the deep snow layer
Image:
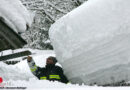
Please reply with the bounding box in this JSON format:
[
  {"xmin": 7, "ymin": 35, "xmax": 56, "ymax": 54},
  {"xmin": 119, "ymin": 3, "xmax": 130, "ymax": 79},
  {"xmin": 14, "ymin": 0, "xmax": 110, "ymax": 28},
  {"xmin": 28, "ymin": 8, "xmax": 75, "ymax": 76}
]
[
  {"xmin": 49, "ymin": 0, "xmax": 130, "ymax": 85},
  {"xmin": 0, "ymin": 0, "xmax": 33, "ymax": 33},
  {"xmin": 0, "ymin": 49, "xmax": 130, "ymax": 90},
  {"xmin": 0, "ymin": 49, "xmax": 93, "ymax": 89}
]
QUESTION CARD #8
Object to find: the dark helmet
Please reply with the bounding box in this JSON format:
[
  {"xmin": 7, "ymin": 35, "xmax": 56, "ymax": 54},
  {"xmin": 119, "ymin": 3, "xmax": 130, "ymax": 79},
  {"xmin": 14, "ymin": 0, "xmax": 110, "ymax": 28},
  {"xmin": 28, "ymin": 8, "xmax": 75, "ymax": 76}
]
[{"xmin": 47, "ymin": 56, "xmax": 57, "ymax": 64}]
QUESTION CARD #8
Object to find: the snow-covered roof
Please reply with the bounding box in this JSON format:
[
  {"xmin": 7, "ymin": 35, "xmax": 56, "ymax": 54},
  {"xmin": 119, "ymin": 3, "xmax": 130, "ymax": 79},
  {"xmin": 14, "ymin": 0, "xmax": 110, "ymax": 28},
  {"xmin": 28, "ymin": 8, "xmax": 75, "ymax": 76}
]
[
  {"xmin": 0, "ymin": 19, "xmax": 27, "ymax": 51},
  {"xmin": 0, "ymin": 0, "xmax": 33, "ymax": 33},
  {"xmin": 0, "ymin": 0, "xmax": 33, "ymax": 51}
]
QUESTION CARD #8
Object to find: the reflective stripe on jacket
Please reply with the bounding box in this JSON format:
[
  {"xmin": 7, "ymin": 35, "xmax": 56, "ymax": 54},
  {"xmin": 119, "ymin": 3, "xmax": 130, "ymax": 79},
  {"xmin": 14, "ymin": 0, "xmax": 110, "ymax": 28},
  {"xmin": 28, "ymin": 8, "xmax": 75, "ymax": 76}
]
[
  {"xmin": 49, "ymin": 75, "xmax": 60, "ymax": 79},
  {"xmin": 40, "ymin": 76, "xmax": 47, "ymax": 80}
]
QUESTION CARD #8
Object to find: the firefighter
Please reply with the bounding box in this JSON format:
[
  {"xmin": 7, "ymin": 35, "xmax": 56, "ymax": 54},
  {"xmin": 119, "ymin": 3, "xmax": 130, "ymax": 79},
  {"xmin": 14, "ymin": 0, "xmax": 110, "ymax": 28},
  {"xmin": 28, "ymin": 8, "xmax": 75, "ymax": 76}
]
[{"xmin": 27, "ymin": 56, "xmax": 69, "ymax": 84}]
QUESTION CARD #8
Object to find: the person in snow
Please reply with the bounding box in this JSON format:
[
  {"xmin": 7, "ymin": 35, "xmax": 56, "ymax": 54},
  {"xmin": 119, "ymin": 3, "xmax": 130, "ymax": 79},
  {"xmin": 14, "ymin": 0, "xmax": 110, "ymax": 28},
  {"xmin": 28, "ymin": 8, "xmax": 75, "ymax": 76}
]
[{"xmin": 27, "ymin": 56, "xmax": 69, "ymax": 84}]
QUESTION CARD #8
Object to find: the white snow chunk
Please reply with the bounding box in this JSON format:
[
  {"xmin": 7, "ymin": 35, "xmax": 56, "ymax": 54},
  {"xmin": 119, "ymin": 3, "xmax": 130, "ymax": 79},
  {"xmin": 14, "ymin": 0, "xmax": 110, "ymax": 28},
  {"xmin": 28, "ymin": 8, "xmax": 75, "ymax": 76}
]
[
  {"xmin": 0, "ymin": 0, "xmax": 34, "ymax": 33},
  {"xmin": 49, "ymin": 0, "xmax": 130, "ymax": 85}
]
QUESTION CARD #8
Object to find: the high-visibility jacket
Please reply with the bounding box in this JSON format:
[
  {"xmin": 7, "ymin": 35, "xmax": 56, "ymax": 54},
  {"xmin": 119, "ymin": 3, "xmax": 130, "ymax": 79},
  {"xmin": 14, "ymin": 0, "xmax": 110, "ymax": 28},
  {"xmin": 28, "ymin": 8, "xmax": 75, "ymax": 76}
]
[{"xmin": 27, "ymin": 59, "xmax": 69, "ymax": 83}]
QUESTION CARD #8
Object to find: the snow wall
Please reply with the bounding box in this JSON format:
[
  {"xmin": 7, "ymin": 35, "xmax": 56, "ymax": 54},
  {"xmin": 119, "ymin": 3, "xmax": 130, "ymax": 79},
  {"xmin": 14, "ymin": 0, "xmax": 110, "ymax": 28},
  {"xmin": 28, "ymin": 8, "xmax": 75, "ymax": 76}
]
[
  {"xmin": 49, "ymin": 0, "xmax": 130, "ymax": 85},
  {"xmin": 0, "ymin": 0, "xmax": 34, "ymax": 33}
]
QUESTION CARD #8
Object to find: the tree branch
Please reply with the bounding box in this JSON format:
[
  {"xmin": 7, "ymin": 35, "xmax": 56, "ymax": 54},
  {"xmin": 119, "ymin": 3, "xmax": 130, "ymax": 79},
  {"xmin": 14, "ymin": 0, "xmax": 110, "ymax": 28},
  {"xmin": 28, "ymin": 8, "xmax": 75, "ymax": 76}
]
[{"xmin": 46, "ymin": 1, "xmax": 67, "ymax": 14}]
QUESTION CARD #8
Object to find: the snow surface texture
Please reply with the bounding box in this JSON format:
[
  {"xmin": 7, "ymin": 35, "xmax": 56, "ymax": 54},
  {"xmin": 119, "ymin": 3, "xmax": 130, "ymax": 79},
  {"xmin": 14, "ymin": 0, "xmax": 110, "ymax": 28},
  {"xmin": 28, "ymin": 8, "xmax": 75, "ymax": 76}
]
[
  {"xmin": 49, "ymin": 0, "xmax": 130, "ymax": 85},
  {"xmin": 0, "ymin": 0, "xmax": 34, "ymax": 33}
]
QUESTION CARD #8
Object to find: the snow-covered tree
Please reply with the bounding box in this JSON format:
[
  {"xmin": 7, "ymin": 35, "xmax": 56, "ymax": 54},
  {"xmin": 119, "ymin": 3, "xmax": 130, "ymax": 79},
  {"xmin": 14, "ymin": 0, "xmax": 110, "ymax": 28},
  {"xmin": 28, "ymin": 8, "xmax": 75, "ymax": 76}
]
[{"xmin": 21, "ymin": 0, "xmax": 88, "ymax": 50}]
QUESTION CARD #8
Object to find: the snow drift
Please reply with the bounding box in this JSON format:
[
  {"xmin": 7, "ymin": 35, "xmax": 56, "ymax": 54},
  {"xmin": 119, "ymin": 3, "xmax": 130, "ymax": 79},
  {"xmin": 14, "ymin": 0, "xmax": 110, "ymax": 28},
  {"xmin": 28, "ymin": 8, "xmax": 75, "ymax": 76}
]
[
  {"xmin": 49, "ymin": 0, "xmax": 130, "ymax": 85},
  {"xmin": 0, "ymin": 0, "xmax": 33, "ymax": 33},
  {"xmin": 0, "ymin": 49, "xmax": 130, "ymax": 89}
]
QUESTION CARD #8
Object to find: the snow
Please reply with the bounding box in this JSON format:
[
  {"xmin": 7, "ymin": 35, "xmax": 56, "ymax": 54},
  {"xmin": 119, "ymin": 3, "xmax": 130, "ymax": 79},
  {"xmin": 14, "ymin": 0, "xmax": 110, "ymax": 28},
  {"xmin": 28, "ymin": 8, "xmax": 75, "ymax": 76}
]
[
  {"xmin": 1, "ymin": 0, "xmax": 130, "ymax": 89},
  {"xmin": 49, "ymin": 0, "xmax": 130, "ymax": 85},
  {"xmin": 1, "ymin": 49, "xmax": 12, "ymax": 56},
  {"xmin": 0, "ymin": 49, "xmax": 87, "ymax": 89},
  {"xmin": 0, "ymin": 0, "xmax": 34, "ymax": 33},
  {"xmin": 0, "ymin": 49, "xmax": 130, "ymax": 90}
]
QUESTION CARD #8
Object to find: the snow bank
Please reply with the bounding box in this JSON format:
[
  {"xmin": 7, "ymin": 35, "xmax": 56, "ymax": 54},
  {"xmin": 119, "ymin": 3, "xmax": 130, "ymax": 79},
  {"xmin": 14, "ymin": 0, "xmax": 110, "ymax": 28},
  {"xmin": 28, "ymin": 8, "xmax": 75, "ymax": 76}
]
[
  {"xmin": 0, "ymin": 49, "xmax": 55, "ymax": 81},
  {"xmin": 0, "ymin": 49, "xmax": 89, "ymax": 89},
  {"xmin": 0, "ymin": 48, "xmax": 61, "ymax": 80},
  {"xmin": 49, "ymin": 0, "xmax": 130, "ymax": 85},
  {"xmin": 1, "ymin": 49, "xmax": 130, "ymax": 89},
  {"xmin": 0, "ymin": 0, "xmax": 34, "ymax": 33},
  {"xmin": 0, "ymin": 62, "xmax": 32, "ymax": 81}
]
